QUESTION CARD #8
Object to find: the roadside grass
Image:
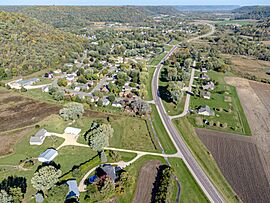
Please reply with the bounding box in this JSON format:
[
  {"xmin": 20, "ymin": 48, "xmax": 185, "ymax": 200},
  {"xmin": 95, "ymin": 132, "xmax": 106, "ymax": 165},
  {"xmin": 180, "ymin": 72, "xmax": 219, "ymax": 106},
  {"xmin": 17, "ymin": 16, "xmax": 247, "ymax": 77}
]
[
  {"xmin": 146, "ymin": 65, "xmax": 155, "ymax": 100},
  {"xmin": 163, "ymin": 95, "xmax": 186, "ymax": 116},
  {"xmin": 149, "ymin": 52, "xmax": 166, "ymax": 66},
  {"xmin": 169, "ymin": 158, "xmax": 209, "ymax": 203},
  {"xmin": 173, "ymin": 118, "xmax": 239, "ymax": 203},
  {"xmin": 150, "ymin": 104, "xmax": 177, "ymax": 154},
  {"xmin": 189, "ymin": 70, "xmax": 251, "ymax": 135}
]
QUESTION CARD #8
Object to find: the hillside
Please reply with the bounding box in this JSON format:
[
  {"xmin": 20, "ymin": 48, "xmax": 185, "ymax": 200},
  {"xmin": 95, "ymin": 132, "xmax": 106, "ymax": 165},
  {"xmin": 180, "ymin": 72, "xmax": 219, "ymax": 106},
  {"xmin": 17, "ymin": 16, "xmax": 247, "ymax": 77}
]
[
  {"xmin": 233, "ymin": 6, "xmax": 270, "ymax": 19},
  {"xmin": 0, "ymin": 11, "xmax": 85, "ymax": 80},
  {"xmin": 0, "ymin": 6, "xmax": 179, "ymax": 32}
]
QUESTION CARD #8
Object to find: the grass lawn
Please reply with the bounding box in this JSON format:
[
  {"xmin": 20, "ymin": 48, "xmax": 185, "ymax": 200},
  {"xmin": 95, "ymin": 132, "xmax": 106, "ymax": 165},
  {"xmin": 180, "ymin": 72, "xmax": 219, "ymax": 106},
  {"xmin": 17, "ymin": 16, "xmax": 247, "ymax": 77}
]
[
  {"xmin": 163, "ymin": 95, "xmax": 186, "ymax": 116},
  {"xmin": 150, "ymin": 104, "xmax": 177, "ymax": 154},
  {"xmin": 189, "ymin": 70, "xmax": 251, "ymax": 135},
  {"xmin": 173, "ymin": 118, "xmax": 239, "ymax": 203},
  {"xmin": 214, "ymin": 20, "xmax": 256, "ymax": 26},
  {"xmin": 169, "ymin": 158, "xmax": 209, "ymax": 203},
  {"xmin": 149, "ymin": 52, "xmax": 166, "ymax": 66}
]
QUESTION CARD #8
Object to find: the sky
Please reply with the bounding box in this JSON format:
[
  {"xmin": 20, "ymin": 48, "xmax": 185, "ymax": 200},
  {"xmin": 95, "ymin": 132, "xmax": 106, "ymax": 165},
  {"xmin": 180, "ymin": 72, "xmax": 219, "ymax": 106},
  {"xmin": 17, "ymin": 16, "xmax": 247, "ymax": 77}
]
[{"xmin": 0, "ymin": 0, "xmax": 269, "ymax": 6}]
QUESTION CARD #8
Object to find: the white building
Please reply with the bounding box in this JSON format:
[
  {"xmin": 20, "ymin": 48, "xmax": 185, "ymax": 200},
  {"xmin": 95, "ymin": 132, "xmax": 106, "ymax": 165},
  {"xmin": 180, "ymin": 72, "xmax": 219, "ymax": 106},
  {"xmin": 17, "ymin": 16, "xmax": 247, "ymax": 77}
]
[{"xmin": 38, "ymin": 149, "xmax": 58, "ymax": 163}]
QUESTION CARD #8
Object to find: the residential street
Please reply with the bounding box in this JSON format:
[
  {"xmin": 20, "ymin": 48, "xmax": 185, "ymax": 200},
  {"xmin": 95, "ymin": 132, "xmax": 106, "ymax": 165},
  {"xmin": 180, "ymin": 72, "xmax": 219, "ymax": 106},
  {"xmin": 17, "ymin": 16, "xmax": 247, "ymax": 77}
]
[{"xmin": 151, "ymin": 23, "xmax": 225, "ymax": 203}]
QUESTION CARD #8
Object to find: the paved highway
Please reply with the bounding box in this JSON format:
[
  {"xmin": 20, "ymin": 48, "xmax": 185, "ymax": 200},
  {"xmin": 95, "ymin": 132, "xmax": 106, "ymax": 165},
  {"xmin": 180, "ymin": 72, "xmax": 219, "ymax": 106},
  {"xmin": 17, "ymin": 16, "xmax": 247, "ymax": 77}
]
[{"xmin": 151, "ymin": 23, "xmax": 225, "ymax": 203}]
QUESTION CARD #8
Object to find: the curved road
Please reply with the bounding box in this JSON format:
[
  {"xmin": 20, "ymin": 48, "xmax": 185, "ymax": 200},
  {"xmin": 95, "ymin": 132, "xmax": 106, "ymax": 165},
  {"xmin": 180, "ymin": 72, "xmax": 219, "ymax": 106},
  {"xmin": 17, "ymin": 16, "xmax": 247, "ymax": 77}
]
[{"xmin": 152, "ymin": 23, "xmax": 225, "ymax": 203}]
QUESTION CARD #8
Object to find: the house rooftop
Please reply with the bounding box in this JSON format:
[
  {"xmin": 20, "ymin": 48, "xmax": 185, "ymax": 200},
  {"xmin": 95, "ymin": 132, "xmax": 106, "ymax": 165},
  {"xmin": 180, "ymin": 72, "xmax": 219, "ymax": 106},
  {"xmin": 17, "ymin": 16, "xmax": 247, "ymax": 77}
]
[
  {"xmin": 38, "ymin": 149, "xmax": 58, "ymax": 163},
  {"xmin": 100, "ymin": 164, "xmax": 117, "ymax": 182},
  {"xmin": 66, "ymin": 180, "xmax": 80, "ymax": 199}
]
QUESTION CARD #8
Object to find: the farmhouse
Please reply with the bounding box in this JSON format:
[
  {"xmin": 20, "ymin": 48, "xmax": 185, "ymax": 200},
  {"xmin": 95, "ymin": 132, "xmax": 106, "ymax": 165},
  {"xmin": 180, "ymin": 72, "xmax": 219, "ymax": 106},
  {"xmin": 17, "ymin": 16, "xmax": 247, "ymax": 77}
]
[
  {"xmin": 38, "ymin": 149, "xmax": 58, "ymax": 163},
  {"xmin": 202, "ymin": 81, "xmax": 215, "ymax": 90},
  {"xmin": 29, "ymin": 129, "xmax": 50, "ymax": 145},
  {"xmin": 64, "ymin": 127, "xmax": 81, "ymax": 136},
  {"xmin": 198, "ymin": 105, "xmax": 215, "ymax": 116},
  {"xmin": 8, "ymin": 78, "xmax": 40, "ymax": 89},
  {"xmin": 98, "ymin": 164, "xmax": 122, "ymax": 183},
  {"xmin": 66, "ymin": 180, "xmax": 80, "ymax": 201}
]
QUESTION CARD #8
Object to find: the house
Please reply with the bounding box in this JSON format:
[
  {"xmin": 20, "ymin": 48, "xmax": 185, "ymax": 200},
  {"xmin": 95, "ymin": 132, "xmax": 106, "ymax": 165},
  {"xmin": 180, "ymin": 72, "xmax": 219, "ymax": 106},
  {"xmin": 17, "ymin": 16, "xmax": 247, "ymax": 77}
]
[
  {"xmin": 102, "ymin": 98, "xmax": 110, "ymax": 106},
  {"xmin": 8, "ymin": 78, "xmax": 40, "ymax": 89},
  {"xmin": 64, "ymin": 127, "xmax": 81, "ymax": 136},
  {"xmin": 202, "ymin": 91, "xmax": 211, "ymax": 100},
  {"xmin": 87, "ymin": 81, "xmax": 94, "ymax": 86},
  {"xmin": 198, "ymin": 105, "xmax": 215, "ymax": 116},
  {"xmin": 201, "ymin": 68, "xmax": 207, "ymax": 73},
  {"xmin": 66, "ymin": 180, "xmax": 80, "ymax": 202},
  {"xmin": 38, "ymin": 149, "xmax": 58, "ymax": 163},
  {"xmin": 101, "ymin": 86, "xmax": 110, "ymax": 93},
  {"xmin": 98, "ymin": 164, "xmax": 121, "ymax": 183},
  {"xmin": 30, "ymin": 129, "xmax": 50, "ymax": 145},
  {"xmin": 53, "ymin": 69, "xmax": 62, "ymax": 74},
  {"xmin": 112, "ymin": 101, "xmax": 122, "ymax": 108},
  {"xmin": 35, "ymin": 192, "xmax": 44, "ymax": 203},
  {"xmin": 44, "ymin": 72, "xmax": 54, "ymax": 79},
  {"xmin": 202, "ymin": 81, "xmax": 215, "ymax": 90},
  {"xmin": 74, "ymin": 86, "xmax": 81, "ymax": 91}
]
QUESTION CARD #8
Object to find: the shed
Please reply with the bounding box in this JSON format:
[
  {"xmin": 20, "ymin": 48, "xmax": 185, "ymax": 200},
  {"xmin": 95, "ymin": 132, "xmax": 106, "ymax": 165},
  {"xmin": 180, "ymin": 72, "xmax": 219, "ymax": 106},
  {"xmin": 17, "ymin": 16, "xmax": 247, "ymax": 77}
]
[
  {"xmin": 30, "ymin": 129, "xmax": 50, "ymax": 145},
  {"xmin": 64, "ymin": 127, "xmax": 81, "ymax": 135},
  {"xmin": 35, "ymin": 192, "xmax": 44, "ymax": 203},
  {"xmin": 38, "ymin": 149, "xmax": 58, "ymax": 163}
]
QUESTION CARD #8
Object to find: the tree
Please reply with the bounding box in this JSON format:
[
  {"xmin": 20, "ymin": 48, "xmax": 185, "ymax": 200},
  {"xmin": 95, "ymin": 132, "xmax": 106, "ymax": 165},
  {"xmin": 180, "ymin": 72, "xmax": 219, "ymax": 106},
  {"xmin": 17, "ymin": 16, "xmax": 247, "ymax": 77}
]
[
  {"xmin": 52, "ymin": 89, "xmax": 65, "ymax": 101},
  {"xmin": 0, "ymin": 190, "xmax": 13, "ymax": 203},
  {"xmin": 100, "ymin": 177, "xmax": 115, "ymax": 198},
  {"xmin": 167, "ymin": 81, "xmax": 184, "ymax": 104},
  {"xmin": 31, "ymin": 166, "xmax": 62, "ymax": 192},
  {"xmin": 184, "ymin": 58, "xmax": 193, "ymax": 69},
  {"xmin": 107, "ymin": 94, "xmax": 115, "ymax": 102},
  {"xmin": 59, "ymin": 102, "xmax": 84, "ymax": 121},
  {"xmin": 130, "ymin": 99, "xmax": 151, "ymax": 115},
  {"xmin": 57, "ymin": 78, "xmax": 68, "ymax": 87},
  {"xmin": 85, "ymin": 122, "xmax": 114, "ymax": 152},
  {"xmin": 9, "ymin": 187, "xmax": 23, "ymax": 203}
]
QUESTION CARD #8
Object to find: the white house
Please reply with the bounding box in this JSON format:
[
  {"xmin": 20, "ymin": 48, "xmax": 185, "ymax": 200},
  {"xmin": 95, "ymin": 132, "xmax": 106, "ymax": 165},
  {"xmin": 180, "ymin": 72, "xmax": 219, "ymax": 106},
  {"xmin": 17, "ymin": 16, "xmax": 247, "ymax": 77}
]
[
  {"xmin": 112, "ymin": 101, "xmax": 122, "ymax": 108},
  {"xmin": 198, "ymin": 105, "xmax": 215, "ymax": 116},
  {"xmin": 102, "ymin": 98, "xmax": 110, "ymax": 106},
  {"xmin": 38, "ymin": 149, "xmax": 58, "ymax": 163},
  {"xmin": 42, "ymin": 86, "xmax": 50, "ymax": 93},
  {"xmin": 202, "ymin": 81, "xmax": 215, "ymax": 91},
  {"xmin": 64, "ymin": 127, "xmax": 81, "ymax": 136},
  {"xmin": 30, "ymin": 129, "xmax": 50, "ymax": 145}
]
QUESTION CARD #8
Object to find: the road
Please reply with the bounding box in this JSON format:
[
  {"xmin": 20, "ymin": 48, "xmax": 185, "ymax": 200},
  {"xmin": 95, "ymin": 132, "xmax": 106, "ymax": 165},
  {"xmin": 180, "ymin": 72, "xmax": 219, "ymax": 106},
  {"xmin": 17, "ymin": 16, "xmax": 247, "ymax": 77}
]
[{"xmin": 151, "ymin": 23, "xmax": 225, "ymax": 203}]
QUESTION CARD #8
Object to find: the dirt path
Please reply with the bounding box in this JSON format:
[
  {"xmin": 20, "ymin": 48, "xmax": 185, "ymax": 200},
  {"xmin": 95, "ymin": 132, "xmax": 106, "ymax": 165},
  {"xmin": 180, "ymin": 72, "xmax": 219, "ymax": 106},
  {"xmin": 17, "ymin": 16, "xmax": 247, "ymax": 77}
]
[
  {"xmin": 132, "ymin": 160, "xmax": 161, "ymax": 203},
  {"xmin": 225, "ymin": 77, "xmax": 270, "ymax": 183}
]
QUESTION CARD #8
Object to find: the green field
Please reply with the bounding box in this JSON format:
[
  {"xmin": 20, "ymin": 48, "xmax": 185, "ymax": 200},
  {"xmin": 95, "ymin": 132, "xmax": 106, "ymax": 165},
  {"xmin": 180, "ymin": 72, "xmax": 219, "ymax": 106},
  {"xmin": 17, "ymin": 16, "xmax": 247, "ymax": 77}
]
[
  {"xmin": 173, "ymin": 118, "xmax": 239, "ymax": 203},
  {"xmin": 146, "ymin": 65, "xmax": 155, "ymax": 100},
  {"xmin": 150, "ymin": 104, "xmax": 177, "ymax": 154},
  {"xmin": 149, "ymin": 52, "xmax": 166, "ymax": 66},
  {"xmin": 214, "ymin": 20, "xmax": 256, "ymax": 26},
  {"xmin": 189, "ymin": 70, "xmax": 251, "ymax": 135}
]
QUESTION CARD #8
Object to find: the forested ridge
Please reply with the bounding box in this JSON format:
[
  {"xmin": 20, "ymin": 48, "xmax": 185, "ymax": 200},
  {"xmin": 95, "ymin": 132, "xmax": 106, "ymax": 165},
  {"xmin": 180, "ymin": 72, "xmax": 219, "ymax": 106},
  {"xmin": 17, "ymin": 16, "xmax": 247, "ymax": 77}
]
[
  {"xmin": 0, "ymin": 6, "xmax": 179, "ymax": 32},
  {"xmin": 0, "ymin": 11, "xmax": 86, "ymax": 79},
  {"xmin": 233, "ymin": 6, "xmax": 270, "ymax": 19}
]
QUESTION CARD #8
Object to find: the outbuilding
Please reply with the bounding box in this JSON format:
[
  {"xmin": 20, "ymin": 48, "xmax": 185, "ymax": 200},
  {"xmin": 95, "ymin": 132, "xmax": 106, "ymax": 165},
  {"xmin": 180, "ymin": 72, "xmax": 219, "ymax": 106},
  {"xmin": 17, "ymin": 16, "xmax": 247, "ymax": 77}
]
[
  {"xmin": 38, "ymin": 149, "xmax": 58, "ymax": 163},
  {"xmin": 30, "ymin": 129, "xmax": 50, "ymax": 145},
  {"xmin": 66, "ymin": 179, "xmax": 80, "ymax": 201}
]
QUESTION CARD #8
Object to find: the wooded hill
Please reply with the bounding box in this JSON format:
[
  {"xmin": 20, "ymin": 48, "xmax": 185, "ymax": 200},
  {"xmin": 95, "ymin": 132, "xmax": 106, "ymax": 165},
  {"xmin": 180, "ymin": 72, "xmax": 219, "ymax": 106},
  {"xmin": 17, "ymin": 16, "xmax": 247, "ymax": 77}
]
[
  {"xmin": 233, "ymin": 6, "xmax": 270, "ymax": 19},
  {"xmin": 0, "ymin": 6, "xmax": 179, "ymax": 32},
  {"xmin": 0, "ymin": 11, "xmax": 86, "ymax": 80}
]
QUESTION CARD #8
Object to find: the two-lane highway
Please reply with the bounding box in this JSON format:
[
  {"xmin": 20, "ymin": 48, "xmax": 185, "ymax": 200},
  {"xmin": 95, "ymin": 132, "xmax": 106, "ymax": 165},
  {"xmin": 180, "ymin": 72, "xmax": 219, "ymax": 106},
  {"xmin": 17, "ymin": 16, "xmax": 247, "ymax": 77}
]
[{"xmin": 151, "ymin": 23, "xmax": 225, "ymax": 203}]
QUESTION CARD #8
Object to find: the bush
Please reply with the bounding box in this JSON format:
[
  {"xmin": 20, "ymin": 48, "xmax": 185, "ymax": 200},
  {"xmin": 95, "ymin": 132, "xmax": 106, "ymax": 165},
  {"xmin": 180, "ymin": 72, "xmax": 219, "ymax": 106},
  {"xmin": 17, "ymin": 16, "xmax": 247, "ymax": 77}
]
[
  {"xmin": 59, "ymin": 102, "xmax": 84, "ymax": 121},
  {"xmin": 100, "ymin": 151, "xmax": 107, "ymax": 163},
  {"xmin": 108, "ymin": 150, "xmax": 121, "ymax": 162}
]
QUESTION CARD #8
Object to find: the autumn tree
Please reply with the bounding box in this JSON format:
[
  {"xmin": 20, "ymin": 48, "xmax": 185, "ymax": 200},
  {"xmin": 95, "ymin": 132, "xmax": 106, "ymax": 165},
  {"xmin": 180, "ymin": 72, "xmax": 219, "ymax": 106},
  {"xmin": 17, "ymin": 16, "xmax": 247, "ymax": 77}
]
[
  {"xmin": 59, "ymin": 102, "xmax": 84, "ymax": 121},
  {"xmin": 31, "ymin": 166, "xmax": 62, "ymax": 192}
]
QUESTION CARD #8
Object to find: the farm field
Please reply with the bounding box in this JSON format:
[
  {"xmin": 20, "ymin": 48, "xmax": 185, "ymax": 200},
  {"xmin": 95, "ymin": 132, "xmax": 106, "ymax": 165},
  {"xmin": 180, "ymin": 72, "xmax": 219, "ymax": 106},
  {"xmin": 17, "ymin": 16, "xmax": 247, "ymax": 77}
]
[
  {"xmin": 196, "ymin": 128, "xmax": 270, "ymax": 203},
  {"xmin": 132, "ymin": 160, "xmax": 161, "ymax": 203},
  {"xmin": 213, "ymin": 19, "xmax": 257, "ymax": 26},
  {"xmin": 225, "ymin": 77, "xmax": 270, "ymax": 183},
  {"xmin": 189, "ymin": 70, "xmax": 251, "ymax": 135},
  {"xmin": 0, "ymin": 89, "xmax": 60, "ymax": 131},
  {"xmin": 224, "ymin": 54, "xmax": 270, "ymax": 81}
]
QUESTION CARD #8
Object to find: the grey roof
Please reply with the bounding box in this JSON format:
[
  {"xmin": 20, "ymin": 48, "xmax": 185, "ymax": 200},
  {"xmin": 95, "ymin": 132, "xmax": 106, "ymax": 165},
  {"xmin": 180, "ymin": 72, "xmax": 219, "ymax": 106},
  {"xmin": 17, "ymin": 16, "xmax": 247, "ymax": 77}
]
[
  {"xmin": 35, "ymin": 129, "xmax": 47, "ymax": 138},
  {"xmin": 30, "ymin": 129, "xmax": 47, "ymax": 143},
  {"xmin": 66, "ymin": 180, "xmax": 80, "ymax": 199},
  {"xmin": 35, "ymin": 193, "xmax": 44, "ymax": 203},
  {"xmin": 199, "ymin": 105, "xmax": 211, "ymax": 113},
  {"xmin": 38, "ymin": 149, "xmax": 58, "ymax": 162},
  {"xmin": 100, "ymin": 164, "xmax": 117, "ymax": 182},
  {"xmin": 17, "ymin": 78, "xmax": 39, "ymax": 86}
]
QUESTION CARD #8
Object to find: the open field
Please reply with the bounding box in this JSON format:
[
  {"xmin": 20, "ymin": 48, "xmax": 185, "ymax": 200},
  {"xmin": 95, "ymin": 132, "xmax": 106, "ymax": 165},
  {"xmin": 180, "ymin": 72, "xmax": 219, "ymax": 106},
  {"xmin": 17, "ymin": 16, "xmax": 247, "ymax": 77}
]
[
  {"xmin": 132, "ymin": 160, "xmax": 161, "ymax": 203},
  {"xmin": 196, "ymin": 128, "xmax": 270, "ymax": 203},
  {"xmin": 173, "ymin": 118, "xmax": 239, "ymax": 203},
  {"xmin": 189, "ymin": 71, "xmax": 251, "ymax": 135},
  {"xmin": 146, "ymin": 65, "xmax": 155, "ymax": 100},
  {"xmin": 224, "ymin": 54, "xmax": 270, "ymax": 81},
  {"xmin": 213, "ymin": 19, "xmax": 257, "ymax": 26},
  {"xmin": 225, "ymin": 77, "xmax": 270, "ymax": 184},
  {"xmin": 0, "ymin": 89, "xmax": 60, "ymax": 132}
]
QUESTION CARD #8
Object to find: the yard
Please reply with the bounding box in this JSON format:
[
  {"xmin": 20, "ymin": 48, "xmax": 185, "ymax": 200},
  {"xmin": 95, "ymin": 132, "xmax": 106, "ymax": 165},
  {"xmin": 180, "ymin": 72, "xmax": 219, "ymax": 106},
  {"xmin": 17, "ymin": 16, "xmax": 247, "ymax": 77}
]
[{"xmin": 189, "ymin": 70, "xmax": 251, "ymax": 135}]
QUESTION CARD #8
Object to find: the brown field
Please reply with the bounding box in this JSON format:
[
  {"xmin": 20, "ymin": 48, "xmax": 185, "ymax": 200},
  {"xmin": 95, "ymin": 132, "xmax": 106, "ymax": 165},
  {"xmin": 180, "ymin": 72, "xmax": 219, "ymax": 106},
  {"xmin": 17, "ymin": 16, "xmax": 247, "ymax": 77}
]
[
  {"xmin": 196, "ymin": 128, "xmax": 270, "ymax": 203},
  {"xmin": 0, "ymin": 90, "xmax": 60, "ymax": 132},
  {"xmin": 225, "ymin": 77, "xmax": 270, "ymax": 183},
  {"xmin": 224, "ymin": 54, "xmax": 270, "ymax": 80},
  {"xmin": 132, "ymin": 160, "xmax": 161, "ymax": 203},
  {"xmin": 262, "ymin": 41, "xmax": 270, "ymax": 46}
]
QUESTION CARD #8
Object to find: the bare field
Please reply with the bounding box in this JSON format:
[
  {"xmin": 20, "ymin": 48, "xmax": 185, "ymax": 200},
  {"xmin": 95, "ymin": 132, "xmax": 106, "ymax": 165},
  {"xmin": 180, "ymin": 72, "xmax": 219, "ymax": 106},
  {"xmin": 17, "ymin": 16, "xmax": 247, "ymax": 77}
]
[
  {"xmin": 196, "ymin": 128, "xmax": 270, "ymax": 203},
  {"xmin": 132, "ymin": 160, "xmax": 161, "ymax": 203},
  {"xmin": 224, "ymin": 54, "xmax": 270, "ymax": 80},
  {"xmin": 0, "ymin": 90, "xmax": 60, "ymax": 132}
]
